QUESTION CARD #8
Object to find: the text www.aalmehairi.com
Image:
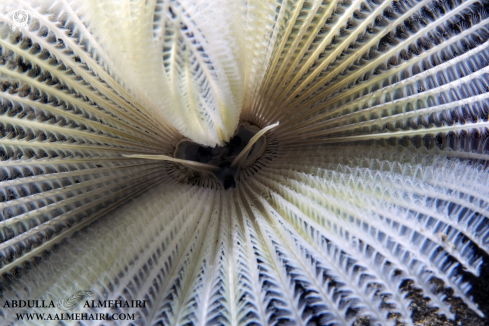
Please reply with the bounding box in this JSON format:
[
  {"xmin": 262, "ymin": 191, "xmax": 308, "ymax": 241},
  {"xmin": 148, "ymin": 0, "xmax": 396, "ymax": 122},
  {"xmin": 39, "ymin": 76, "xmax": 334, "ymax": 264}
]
[{"xmin": 16, "ymin": 312, "xmax": 137, "ymax": 321}]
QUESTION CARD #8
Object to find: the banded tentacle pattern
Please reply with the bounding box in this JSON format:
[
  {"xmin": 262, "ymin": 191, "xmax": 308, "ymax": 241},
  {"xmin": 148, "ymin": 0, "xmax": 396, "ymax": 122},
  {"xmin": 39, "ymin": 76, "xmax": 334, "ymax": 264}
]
[{"xmin": 1, "ymin": 0, "xmax": 489, "ymax": 325}]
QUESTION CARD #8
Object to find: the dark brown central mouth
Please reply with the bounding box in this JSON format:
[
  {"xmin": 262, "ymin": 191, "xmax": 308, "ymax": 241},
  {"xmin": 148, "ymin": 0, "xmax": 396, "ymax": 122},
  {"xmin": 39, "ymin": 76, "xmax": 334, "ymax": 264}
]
[
  {"xmin": 174, "ymin": 122, "xmax": 267, "ymax": 189},
  {"xmin": 123, "ymin": 122, "xmax": 278, "ymax": 189}
]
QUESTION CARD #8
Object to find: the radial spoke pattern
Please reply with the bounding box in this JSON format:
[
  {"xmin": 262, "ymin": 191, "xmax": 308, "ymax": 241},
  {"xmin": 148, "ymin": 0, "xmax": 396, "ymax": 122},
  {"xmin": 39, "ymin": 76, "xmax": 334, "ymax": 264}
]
[
  {"xmin": 0, "ymin": 0, "xmax": 489, "ymax": 325},
  {"xmin": 0, "ymin": 1, "xmax": 179, "ymax": 277},
  {"xmin": 2, "ymin": 146, "xmax": 488, "ymax": 325},
  {"xmin": 244, "ymin": 0, "xmax": 489, "ymax": 153}
]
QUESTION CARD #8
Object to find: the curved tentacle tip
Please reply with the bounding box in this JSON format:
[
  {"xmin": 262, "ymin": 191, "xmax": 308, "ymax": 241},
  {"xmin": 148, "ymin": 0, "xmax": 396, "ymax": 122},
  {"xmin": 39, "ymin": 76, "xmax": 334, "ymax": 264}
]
[
  {"xmin": 122, "ymin": 154, "xmax": 219, "ymax": 174},
  {"xmin": 157, "ymin": 121, "xmax": 281, "ymax": 189}
]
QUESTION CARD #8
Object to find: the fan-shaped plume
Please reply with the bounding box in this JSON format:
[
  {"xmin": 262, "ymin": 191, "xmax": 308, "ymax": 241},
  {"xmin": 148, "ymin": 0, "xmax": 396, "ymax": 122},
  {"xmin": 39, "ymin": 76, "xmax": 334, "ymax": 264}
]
[{"xmin": 0, "ymin": 0, "xmax": 488, "ymax": 325}]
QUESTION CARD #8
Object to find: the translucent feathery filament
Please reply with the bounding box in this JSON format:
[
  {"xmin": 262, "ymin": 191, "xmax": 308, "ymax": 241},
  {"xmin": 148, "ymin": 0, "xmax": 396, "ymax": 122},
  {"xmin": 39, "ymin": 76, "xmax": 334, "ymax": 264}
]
[{"xmin": 122, "ymin": 154, "xmax": 219, "ymax": 174}]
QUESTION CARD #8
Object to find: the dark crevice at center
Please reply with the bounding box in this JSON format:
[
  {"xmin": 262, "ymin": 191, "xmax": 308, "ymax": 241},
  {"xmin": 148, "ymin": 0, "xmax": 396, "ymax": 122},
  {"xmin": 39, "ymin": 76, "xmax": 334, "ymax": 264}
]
[{"xmin": 174, "ymin": 123, "xmax": 266, "ymax": 189}]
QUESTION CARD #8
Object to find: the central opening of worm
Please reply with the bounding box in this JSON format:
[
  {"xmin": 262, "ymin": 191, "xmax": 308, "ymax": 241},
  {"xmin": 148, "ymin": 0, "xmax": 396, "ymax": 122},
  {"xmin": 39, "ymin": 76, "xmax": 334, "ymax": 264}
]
[
  {"xmin": 174, "ymin": 122, "xmax": 268, "ymax": 189},
  {"xmin": 123, "ymin": 122, "xmax": 278, "ymax": 189}
]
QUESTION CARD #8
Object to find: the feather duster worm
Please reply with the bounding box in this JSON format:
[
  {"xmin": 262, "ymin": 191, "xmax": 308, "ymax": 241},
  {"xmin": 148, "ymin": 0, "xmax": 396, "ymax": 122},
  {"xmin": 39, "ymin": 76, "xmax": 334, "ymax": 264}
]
[{"xmin": 0, "ymin": 0, "xmax": 488, "ymax": 325}]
